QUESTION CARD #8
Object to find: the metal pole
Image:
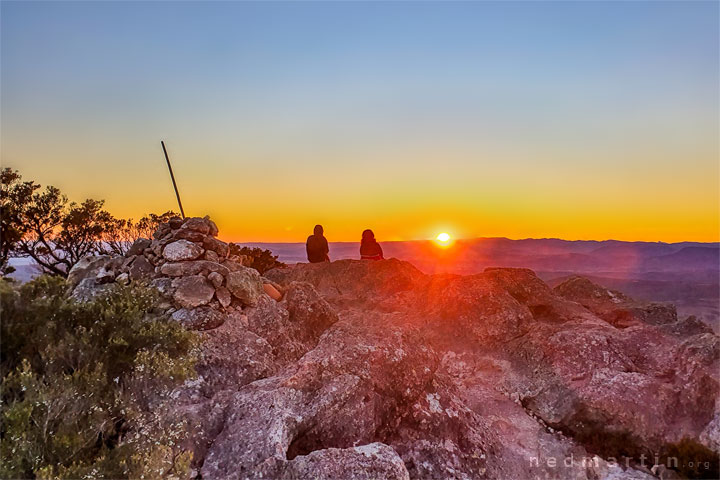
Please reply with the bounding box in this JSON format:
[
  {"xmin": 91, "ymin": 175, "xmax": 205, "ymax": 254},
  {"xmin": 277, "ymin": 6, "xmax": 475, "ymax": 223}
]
[{"xmin": 161, "ymin": 140, "xmax": 186, "ymax": 219}]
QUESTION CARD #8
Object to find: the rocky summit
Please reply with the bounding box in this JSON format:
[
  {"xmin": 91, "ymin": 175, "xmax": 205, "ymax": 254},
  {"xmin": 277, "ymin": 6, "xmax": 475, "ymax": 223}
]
[{"xmin": 68, "ymin": 217, "xmax": 719, "ymax": 480}]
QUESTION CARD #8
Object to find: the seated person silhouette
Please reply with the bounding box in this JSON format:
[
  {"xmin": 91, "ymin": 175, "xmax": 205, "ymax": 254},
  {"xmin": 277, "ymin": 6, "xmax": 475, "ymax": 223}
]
[
  {"xmin": 306, "ymin": 224, "xmax": 330, "ymax": 263},
  {"xmin": 360, "ymin": 229, "xmax": 384, "ymax": 260}
]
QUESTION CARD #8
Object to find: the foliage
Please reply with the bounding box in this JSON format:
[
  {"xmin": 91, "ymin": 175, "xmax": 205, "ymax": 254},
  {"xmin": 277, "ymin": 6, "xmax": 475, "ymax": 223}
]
[
  {"xmin": 0, "ymin": 276, "xmax": 198, "ymax": 479},
  {"xmin": 0, "ymin": 169, "xmax": 39, "ymax": 276},
  {"xmin": 229, "ymin": 244, "xmax": 286, "ymax": 275},
  {"xmin": 566, "ymin": 417, "xmax": 645, "ymax": 461},
  {"xmin": 0, "ymin": 168, "xmax": 174, "ymax": 277},
  {"xmin": 558, "ymin": 406, "xmax": 719, "ymax": 479},
  {"xmin": 102, "ymin": 211, "xmax": 177, "ymax": 256}
]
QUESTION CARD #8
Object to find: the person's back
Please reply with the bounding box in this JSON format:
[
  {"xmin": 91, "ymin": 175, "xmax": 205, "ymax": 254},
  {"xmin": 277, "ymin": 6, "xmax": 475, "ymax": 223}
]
[
  {"xmin": 360, "ymin": 229, "xmax": 383, "ymax": 260},
  {"xmin": 306, "ymin": 224, "xmax": 329, "ymax": 263}
]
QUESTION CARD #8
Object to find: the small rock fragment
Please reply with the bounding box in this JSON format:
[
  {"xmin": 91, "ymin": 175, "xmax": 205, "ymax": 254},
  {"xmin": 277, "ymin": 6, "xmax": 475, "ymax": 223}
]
[
  {"xmin": 215, "ymin": 286, "xmax": 232, "ymax": 308},
  {"xmin": 208, "ymin": 271, "xmax": 224, "ymax": 288}
]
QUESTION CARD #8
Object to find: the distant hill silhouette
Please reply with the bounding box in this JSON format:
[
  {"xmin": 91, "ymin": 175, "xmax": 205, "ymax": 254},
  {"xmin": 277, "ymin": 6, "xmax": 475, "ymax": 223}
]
[{"xmin": 641, "ymin": 246, "xmax": 720, "ymax": 271}]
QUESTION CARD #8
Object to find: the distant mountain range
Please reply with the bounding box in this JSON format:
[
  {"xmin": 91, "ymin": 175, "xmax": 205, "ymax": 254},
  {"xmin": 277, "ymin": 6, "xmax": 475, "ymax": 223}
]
[{"xmin": 243, "ymin": 237, "xmax": 719, "ymax": 275}]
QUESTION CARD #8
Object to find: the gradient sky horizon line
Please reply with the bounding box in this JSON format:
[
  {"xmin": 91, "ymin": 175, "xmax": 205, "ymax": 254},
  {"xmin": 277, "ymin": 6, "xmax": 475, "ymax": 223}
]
[{"xmin": 2, "ymin": 1, "xmax": 718, "ymax": 243}]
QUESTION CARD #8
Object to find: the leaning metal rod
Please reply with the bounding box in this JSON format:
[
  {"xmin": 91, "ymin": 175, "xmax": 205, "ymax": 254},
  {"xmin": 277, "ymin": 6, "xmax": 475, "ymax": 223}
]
[{"xmin": 161, "ymin": 140, "xmax": 186, "ymax": 219}]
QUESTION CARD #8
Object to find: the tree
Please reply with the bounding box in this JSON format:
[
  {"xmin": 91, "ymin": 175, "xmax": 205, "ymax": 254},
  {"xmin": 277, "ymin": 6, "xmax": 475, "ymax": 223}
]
[
  {"xmin": 14, "ymin": 191, "xmax": 118, "ymax": 276},
  {"xmin": 1, "ymin": 168, "xmax": 175, "ymax": 277},
  {"xmin": 102, "ymin": 211, "xmax": 177, "ymax": 256},
  {"xmin": 0, "ymin": 168, "xmax": 40, "ymax": 275}
]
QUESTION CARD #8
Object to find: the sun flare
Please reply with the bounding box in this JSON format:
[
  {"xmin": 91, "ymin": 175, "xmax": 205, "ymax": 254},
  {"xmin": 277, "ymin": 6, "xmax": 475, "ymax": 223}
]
[{"xmin": 436, "ymin": 232, "xmax": 451, "ymax": 243}]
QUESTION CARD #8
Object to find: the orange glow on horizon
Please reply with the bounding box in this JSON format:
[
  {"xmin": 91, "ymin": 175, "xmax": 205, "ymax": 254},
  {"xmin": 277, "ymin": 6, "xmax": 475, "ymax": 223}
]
[{"xmin": 5, "ymin": 145, "xmax": 719, "ymax": 245}]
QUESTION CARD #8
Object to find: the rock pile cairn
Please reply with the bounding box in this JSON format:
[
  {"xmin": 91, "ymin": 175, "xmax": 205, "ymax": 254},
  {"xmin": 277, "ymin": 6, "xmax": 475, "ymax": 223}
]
[{"xmin": 68, "ymin": 216, "xmax": 281, "ymax": 330}]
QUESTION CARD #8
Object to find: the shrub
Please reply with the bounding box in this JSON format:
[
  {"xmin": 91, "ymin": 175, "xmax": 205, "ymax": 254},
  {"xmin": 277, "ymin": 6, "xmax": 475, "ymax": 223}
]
[
  {"xmin": 0, "ymin": 276, "xmax": 198, "ymax": 479},
  {"xmin": 553, "ymin": 405, "xmax": 719, "ymax": 479},
  {"xmin": 229, "ymin": 244, "xmax": 285, "ymax": 275},
  {"xmin": 659, "ymin": 438, "xmax": 719, "ymax": 479}
]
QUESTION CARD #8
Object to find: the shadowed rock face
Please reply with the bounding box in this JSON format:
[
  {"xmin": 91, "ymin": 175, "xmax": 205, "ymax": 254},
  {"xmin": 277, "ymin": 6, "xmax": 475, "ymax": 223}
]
[
  {"xmin": 70, "ymin": 223, "xmax": 719, "ymax": 480},
  {"xmin": 553, "ymin": 276, "xmax": 678, "ymax": 327}
]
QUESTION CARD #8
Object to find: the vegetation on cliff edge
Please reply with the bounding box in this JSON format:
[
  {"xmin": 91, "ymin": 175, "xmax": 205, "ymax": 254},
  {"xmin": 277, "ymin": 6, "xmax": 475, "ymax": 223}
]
[{"xmin": 1, "ymin": 276, "xmax": 198, "ymax": 479}]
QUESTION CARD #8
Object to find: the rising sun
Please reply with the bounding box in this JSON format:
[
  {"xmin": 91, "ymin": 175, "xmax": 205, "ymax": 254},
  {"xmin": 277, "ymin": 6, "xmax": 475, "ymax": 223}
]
[{"xmin": 436, "ymin": 232, "xmax": 451, "ymax": 243}]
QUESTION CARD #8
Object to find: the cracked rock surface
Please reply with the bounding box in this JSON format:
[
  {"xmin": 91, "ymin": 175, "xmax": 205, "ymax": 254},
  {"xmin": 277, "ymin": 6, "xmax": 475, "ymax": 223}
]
[{"xmin": 70, "ymin": 220, "xmax": 718, "ymax": 479}]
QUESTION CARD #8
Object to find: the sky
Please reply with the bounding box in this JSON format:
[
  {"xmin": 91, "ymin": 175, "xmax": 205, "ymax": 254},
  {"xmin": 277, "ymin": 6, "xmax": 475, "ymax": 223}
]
[{"xmin": 2, "ymin": 1, "xmax": 718, "ymax": 243}]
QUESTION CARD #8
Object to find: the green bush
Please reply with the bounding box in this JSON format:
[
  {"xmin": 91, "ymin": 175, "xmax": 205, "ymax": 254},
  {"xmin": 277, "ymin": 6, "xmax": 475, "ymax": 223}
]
[
  {"xmin": 0, "ymin": 276, "xmax": 198, "ymax": 479},
  {"xmin": 229, "ymin": 244, "xmax": 285, "ymax": 275}
]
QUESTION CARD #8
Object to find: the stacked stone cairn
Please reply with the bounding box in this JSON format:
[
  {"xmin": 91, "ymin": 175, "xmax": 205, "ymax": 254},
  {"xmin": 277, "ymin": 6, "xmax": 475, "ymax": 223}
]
[{"xmin": 67, "ymin": 216, "xmax": 282, "ymax": 330}]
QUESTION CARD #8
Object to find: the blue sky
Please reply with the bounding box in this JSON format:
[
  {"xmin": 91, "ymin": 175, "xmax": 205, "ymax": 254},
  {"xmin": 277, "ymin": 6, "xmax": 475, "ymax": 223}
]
[{"xmin": 2, "ymin": 1, "xmax": 718, "ymax": 242}]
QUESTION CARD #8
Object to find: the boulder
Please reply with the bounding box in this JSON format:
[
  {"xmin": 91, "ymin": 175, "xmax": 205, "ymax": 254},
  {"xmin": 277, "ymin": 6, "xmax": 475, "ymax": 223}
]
[
  {"xmin": 153, "ymin": 222, "xmax": 172, "ymax": 240},
  {"xmin": 281, "ymin": 443, "xmax": 410, "ymax": 480},
  {"xmin": 195, "ymin": 311, "xmax": 276, "ymax": 395},
  {"xmin": 172, "ymin": 229, "xmax": 207, "ymax": 243},
  {"xmin": 554, "ymin": 276, "xmax": 677, "ymax": 327},
  {"xmin": 240, "ymin": 284, "xmax": 339, "ymax": 367},
  {"xmin": 221, "ymin": 259, "xmax": 245, "ymax": 272},
  {"xmin": 203, "ymin": 237, "xmax": 229, "ymax": 258},
  {"xmin": 659, "ymin": 315, "xmax": 714, "ymax": 337},
  {"xmin": 264, "ymin": 258, "xmax": 426, "ymax": 308},
  {"xmin": 208, "ymin": 271, "xmax": 224, "ymax": 288},
  {"xmin": 205, "ymin": 217, "xmax": 219, "ymax": 237},
  {"xmin": 168, "ymin": 216, "xmax": 183, "ymax": 229},
  {"xmin": 283, "ymin": 282, "xmax": 338, "ymax": 343},
  {"xmin": 700, "ymin": 411, "xmax": 720, "ymax": 452},
  {"xmin": 215, "ymin": 286, "xmax": 232, "ymax": 308},
  {"xmin": 95, "ymin": 267, "xmax": 116, "ymax": 285},
  {"xmin": 205, "ymin": 250, "xmax": 220, "ymax": 263},
  {"xmin": 160, "ymin": 260, "xmax": 229, "ymax": 278},
  {"xmin": 507, "ymin": 320, "xmax": 719, "ymax": 454},
  {"xmin": 129, "ymin": 255, "xmax": 155, "ymax": 280},
  {"xmin": 181, "ymin": 216, "xmax": 217, "ymax": 236},
  {"xmin": 126, "ymin": 238, "xmax": 152, "ymax": 257},
  {"xmin": 418, "ymin": 273, "xmax": 534, "ymax": 344},
  {"xmin": 67, "ymin": 255, "xmax": 113, "ymax": 288},
  {"xmin": 226, "ymin": 266, "xmax": 265, "ymax": 306},
  {"xmin": 173, "ymin": 275, "xmax": 215, "ymax": 308},
  {"xmin": 163, "ymin": 240, "xmax": 203, "ymax": 262},
  {"xmin": 172, "ymin": 307, "xmax": 225, "ymax": 331},
  {"xmin": 199, "ymin": 319, "xmax": 438, "ymax": 479}
]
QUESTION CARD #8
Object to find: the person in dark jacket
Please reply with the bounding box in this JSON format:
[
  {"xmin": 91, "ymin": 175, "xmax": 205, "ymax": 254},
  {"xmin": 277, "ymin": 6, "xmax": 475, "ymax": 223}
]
[
  {"xmin": 306, "ymin": 224, "xmax": 330, "ymax": 263},
  {"xmin": 360, "ymin": 229, "xmax": 384, "ymax": 260}
]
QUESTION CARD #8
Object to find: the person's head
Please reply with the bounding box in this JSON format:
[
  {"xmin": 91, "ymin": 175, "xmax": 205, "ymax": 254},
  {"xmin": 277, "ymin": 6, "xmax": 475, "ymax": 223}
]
[
  {"xmin": 361, "ymin": 229, "xmax": 375, "ymax": 243},
  {"xmin": 314, "ymin": 224, "xmax": 324, "ymax": 236}
]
